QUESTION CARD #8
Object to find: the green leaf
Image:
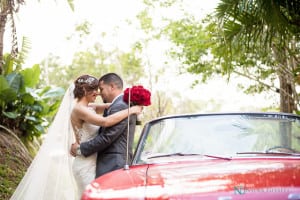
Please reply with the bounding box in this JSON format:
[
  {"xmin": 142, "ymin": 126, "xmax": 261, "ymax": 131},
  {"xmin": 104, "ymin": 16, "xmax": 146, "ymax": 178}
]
[
  {"xmin": 41, "ymin": 87, "xmax": 65, "ymax": 99},
  {"xmin": 25, "ymin": 116, "xmax": 38, "ymax": 122},
  {"xmin": 67, "ymin": 0, "xmax": 74, "ymax": 11},
  {"xmin": 21, "ymin": 93, "xmax": 35, "ymax": 105},
  {"xmin": 2, "ymin": 111, "xmax": 18, "ymax": 119},
  {"xmin": 34, "ymin": 124, "xmax": 45, "ymax": 133},
  {"xmin": 0, "ymin": 88, "xmax": 17, "ymax": 102},
  {"xmin": 2, "ymin": 54, "xmax": 14, "ymax": 75},
  {"xmin": 21, "ymin": 64, "xmax": 40, "ymax": 87},
  {"xmin": 31, "ymin": 104, "xmax": 43, "ymax": 112},
  {"xmin": 0, "ymin": 75, "xmax": 9, "ymax": 91},
  {"xmin": 46, "ymin": 101, "xmax": 61, "ymax": 116},
  {"xmin": 6, "ymin": 72, "xmax": 23, "ymax": 92}
]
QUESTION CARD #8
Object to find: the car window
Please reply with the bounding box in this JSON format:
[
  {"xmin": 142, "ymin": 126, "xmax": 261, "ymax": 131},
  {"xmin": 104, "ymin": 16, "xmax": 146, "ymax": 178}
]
[{"xmin": 136, "ymin": 114, "xmax": 300, "ymax": 163}]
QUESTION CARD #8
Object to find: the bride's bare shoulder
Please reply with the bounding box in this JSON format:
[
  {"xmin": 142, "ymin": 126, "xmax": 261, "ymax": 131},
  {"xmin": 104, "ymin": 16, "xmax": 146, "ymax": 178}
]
[
  {"xmin": 72, "ymin": 103, "xmax": 81, "ymax": 113},
  {"xmin": 71, "ymin": 104, "xmax": 88, "ymax": 126},
  {"xmin": 72, "ymin": 104, "xmax": 95, "ymax": 116}
]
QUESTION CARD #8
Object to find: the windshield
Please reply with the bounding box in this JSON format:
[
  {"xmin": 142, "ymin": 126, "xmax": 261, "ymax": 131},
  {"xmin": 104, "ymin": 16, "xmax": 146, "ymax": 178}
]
[{"xmin": 135, "ymin": 113, "xmax": 300, "ymax": 163}]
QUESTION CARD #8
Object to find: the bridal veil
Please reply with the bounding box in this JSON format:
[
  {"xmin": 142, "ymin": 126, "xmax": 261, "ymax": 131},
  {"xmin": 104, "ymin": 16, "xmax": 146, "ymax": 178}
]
[{"xmin": 10, "ymin": 85, "xmax": 78, "ymax": 200}]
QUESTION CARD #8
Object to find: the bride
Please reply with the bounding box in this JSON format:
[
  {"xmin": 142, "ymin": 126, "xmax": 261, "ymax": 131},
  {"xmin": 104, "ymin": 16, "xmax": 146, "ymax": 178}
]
[{"xmin": 10, "ymin": 75, "xmax": 142, "ymax": 200}]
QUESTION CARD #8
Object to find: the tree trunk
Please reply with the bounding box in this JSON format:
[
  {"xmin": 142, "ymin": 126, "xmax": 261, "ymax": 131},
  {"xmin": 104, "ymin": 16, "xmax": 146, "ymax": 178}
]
[
  {"xmin": 279, "ymin": 74, "xmax": 294, "ymax": 113},
  {"xmin": 0, "ymin": 11, "xmax": 8, "ymax": 74},
  {"xmin": 272, "ymin": 43, "xmax": 297, "ymax": 113}
]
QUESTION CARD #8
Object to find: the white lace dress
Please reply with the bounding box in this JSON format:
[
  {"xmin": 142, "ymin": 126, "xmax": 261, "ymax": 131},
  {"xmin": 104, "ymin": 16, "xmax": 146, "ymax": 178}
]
[{"xmin": 72, "ymin": 120, "xmax": 99, "ymax": 198}]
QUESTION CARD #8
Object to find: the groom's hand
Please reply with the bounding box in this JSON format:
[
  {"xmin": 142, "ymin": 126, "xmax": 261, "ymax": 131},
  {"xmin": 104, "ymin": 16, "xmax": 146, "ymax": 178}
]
[{"xmin": 70, "ymin": 143, "xmax": 79, "ymax": 157}]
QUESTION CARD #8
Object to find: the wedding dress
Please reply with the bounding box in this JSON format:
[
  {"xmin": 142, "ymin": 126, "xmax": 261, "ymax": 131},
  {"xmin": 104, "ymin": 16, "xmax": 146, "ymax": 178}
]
[
  {"xmin": 10, "ymin": 85, "xmax": 78, "ymax": 200},
  {"xmin": 72, "ymin": 111, "xmax": 98, "ymax": 197}
]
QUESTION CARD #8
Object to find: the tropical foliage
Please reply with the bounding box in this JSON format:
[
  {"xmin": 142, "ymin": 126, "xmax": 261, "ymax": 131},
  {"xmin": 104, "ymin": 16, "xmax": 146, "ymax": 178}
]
[
  {"xmin": 0, "ymin": 53, "xmax": 64, "ymax": 142},
  {"xmin": 0, "ymin": 1, "xmax": 66, "ymax": 145},
  {"xmin": 215, "ymin": 0, "xmax": 300, "ymax": 113},
  {"xmin": 158, "ymin": 0, "xmax": 300, "ymax": 113}
]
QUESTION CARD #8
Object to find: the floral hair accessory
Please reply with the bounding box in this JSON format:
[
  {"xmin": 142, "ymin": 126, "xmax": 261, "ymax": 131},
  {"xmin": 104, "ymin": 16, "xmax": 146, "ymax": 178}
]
[
  {"xmin": 77, "ymin": 77, "xmax": 96, "ymax": 85},
  {"xmin": 123, "ymin": 85, "xmax": 151, "ymax": 106}
]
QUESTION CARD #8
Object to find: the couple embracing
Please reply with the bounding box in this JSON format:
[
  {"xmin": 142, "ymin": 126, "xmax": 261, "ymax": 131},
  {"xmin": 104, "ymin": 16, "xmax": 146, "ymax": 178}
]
[
  {"xmin": 69, "ymin": 73, "xmax": 142, "ymax": 197},
  {"xmin": 11, "ymin": 73, "xmax": 143, "ymax": 200}
]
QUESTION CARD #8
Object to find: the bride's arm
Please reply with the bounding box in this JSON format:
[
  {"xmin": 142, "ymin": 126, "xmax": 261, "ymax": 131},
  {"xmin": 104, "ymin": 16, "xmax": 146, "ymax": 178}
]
[
  {"xmin": 88, "ymin": 102, "xmax": 111, "ymax": 114},
  {"xmin": 76, "ymin": 105, "xmax": 143, "ymax": 127}
]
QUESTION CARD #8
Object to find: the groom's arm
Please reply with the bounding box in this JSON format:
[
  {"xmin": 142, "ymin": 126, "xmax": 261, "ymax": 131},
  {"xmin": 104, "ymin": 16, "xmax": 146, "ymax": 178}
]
[{"xmin": 80, "ymin": 103, "xmax": 128, "ymax": 157}]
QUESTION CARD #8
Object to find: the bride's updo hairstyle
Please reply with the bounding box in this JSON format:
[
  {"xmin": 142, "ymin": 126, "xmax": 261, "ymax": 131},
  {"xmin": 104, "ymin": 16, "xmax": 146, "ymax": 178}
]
[{"xmin": 74, "ymin": 75, "xmax": 99, "ymax": 99}]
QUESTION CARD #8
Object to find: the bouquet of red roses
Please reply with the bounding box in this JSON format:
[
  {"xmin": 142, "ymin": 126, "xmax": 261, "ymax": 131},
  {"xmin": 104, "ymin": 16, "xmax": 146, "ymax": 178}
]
[
  {"xmin": 123, "ymin": 85, "xmax": 151, "ymax": 106},
  {"xmin": 123, "ymin": 85, "xmax": 151, "ymax": 125}
]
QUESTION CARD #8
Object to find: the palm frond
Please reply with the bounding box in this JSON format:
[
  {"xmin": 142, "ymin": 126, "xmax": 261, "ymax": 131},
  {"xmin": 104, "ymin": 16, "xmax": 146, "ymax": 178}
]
[
  {"xmin": 14, "ymin": 36, "xmax": 31, "ymax": 70},
  {"xmin": 216, "ymin": 0, "xmax": 299, "ymax": 51}
]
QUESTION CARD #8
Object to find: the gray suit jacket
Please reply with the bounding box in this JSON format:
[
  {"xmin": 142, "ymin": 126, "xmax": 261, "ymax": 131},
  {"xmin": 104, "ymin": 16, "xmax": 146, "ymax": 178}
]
[{"xmin": 80, "ymin": 95, "xmax": 137, "ymax": 178}]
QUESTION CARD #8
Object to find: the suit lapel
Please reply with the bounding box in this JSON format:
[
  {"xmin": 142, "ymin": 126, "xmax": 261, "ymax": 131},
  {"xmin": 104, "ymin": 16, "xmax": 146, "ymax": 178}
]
[{"xmin": 98, "ymin": 95, "xmax": 124, "ymax": 134}]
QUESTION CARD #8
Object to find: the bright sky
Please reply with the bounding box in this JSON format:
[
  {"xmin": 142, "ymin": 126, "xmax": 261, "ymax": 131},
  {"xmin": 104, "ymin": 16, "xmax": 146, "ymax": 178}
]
[
  {"xmin": 7, "ymin": 0, "xmax": 277, "ymax": 112},
  {"xmin": 13, "ymin": 0, "xmax": 220, "ymax": 66}
]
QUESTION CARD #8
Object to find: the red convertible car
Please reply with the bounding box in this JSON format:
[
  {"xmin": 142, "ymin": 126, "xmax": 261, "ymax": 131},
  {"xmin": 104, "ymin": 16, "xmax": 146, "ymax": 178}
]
[{"xmin": 81, "ymin": 112, "xmax": 300, "ymax": 200}]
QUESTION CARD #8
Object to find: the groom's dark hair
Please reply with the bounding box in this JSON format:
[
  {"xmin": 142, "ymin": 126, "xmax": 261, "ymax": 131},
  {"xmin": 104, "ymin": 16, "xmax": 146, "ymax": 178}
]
[{"xmin": 99, "ymin": 73, "xmax": 123, "ymax": 89}]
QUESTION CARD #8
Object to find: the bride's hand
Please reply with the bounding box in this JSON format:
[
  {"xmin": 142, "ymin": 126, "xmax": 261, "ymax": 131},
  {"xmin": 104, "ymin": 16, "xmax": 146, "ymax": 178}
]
[
  {"xmin": 70, "ymin": 143, "xmax": 79, "ymax": 157},
  {"xmin": 130, "ymin": 105, "xmax": 143, "ymax": 115}
]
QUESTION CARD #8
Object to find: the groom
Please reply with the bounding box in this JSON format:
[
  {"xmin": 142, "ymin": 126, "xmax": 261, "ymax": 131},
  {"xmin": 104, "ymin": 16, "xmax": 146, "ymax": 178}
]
[{"xmin": 71, "ymin": 73, "xmax": 137, "ymax": 177}]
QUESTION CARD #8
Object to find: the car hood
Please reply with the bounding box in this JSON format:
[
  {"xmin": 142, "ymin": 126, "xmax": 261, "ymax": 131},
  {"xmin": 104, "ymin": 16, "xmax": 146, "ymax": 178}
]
[{"xmin": 82, "ymin": 157, "xmax": 300, "ymax": 199}]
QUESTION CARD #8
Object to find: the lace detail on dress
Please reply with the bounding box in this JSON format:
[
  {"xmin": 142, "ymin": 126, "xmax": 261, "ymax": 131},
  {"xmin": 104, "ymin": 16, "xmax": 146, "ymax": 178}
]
[
  {"xmin": 74, "ymin": 122, "xmax": 98, "ymax": 143},
  {"xmin": 72, "ymin": 108, "xmax": 99, "ymax": 198},
  {"xmin": 73, "ymin": 107, "xmax": 98, "ymax": 143}
]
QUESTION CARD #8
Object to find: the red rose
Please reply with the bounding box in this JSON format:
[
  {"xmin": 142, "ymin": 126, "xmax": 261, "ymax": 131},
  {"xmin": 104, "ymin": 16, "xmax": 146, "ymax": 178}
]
[{"xmin": 123, "ymin": 85, "xmax": 151, "ymax": 106}]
